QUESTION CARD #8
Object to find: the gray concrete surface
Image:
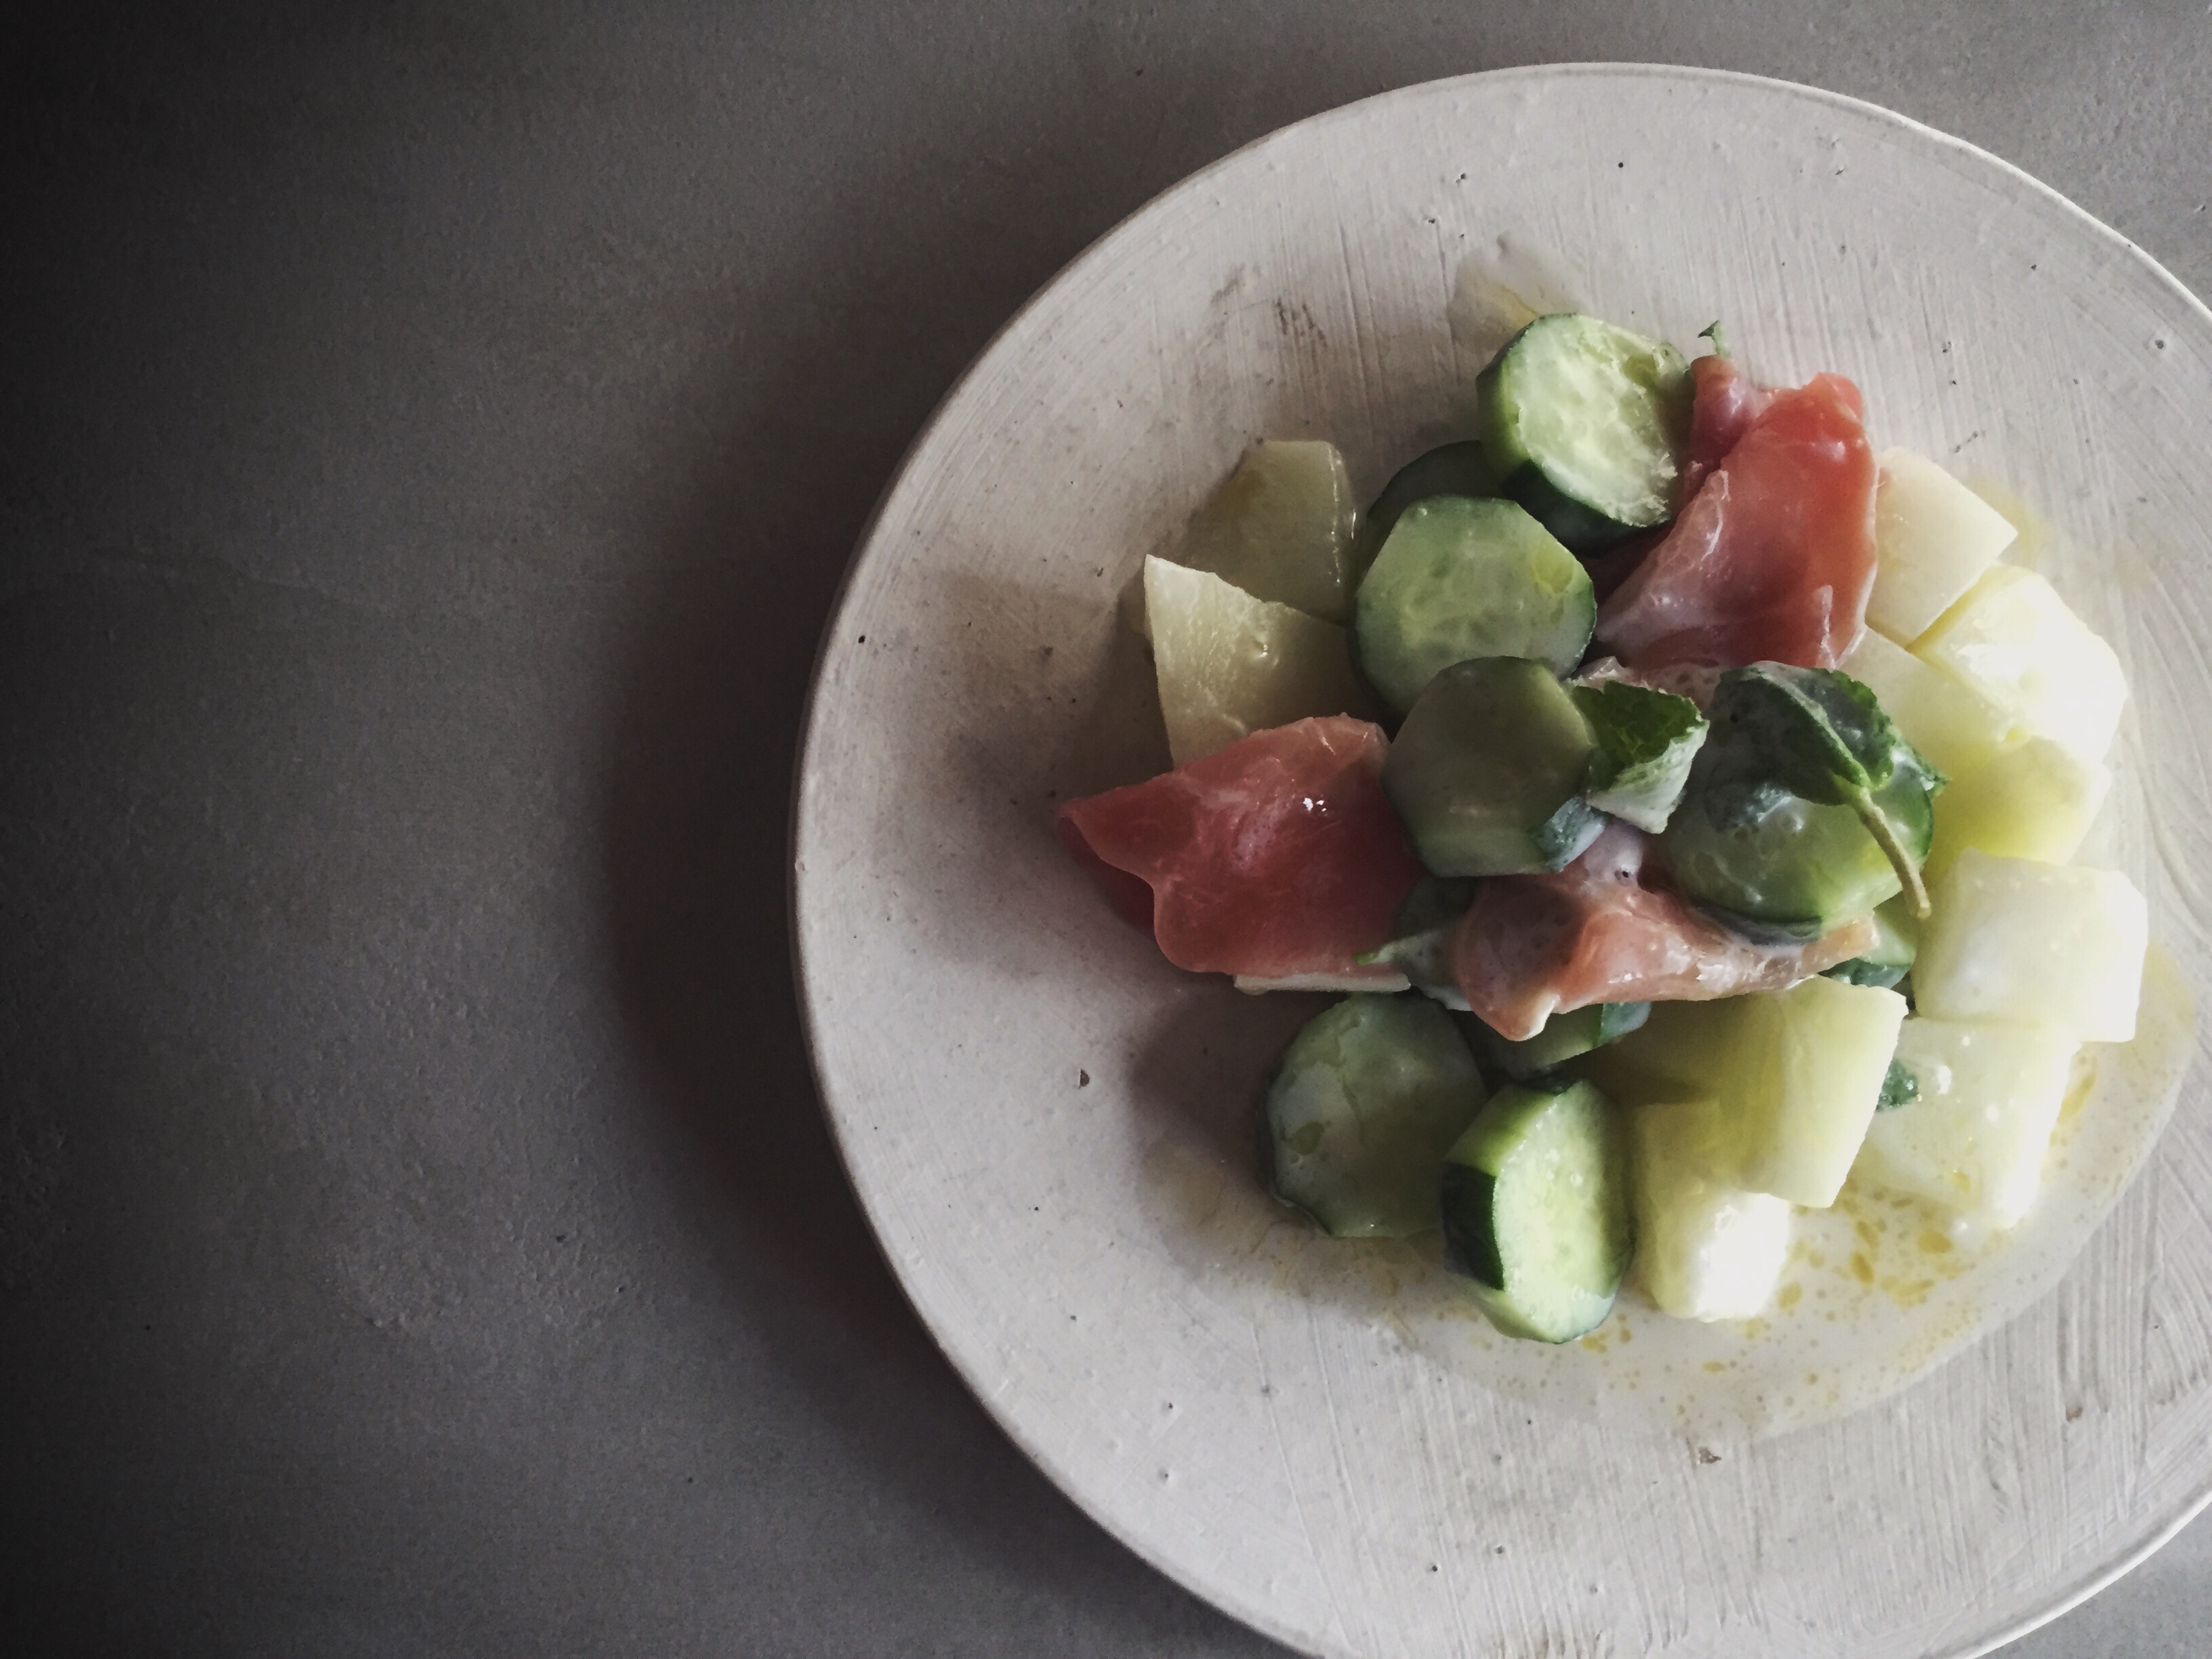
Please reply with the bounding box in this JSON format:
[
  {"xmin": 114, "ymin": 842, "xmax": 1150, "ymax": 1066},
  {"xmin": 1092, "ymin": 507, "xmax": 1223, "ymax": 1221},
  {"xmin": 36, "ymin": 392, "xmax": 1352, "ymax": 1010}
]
[{"xmin": 5, "ymin": 3, "xmax": 2210, "ymax": 1654}]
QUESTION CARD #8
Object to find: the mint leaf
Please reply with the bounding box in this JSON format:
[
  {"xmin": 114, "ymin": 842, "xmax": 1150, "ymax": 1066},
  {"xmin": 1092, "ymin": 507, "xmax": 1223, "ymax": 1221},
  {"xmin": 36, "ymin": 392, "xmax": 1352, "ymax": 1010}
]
[
  {"xmin": 1704, "ymin": 663, "xmax": 1947, "ymax": 916},
  {"xmin": 1570, "ymin": 680, "xmax": 1708, "ymax": 833},
  {"xmin": 1877, "ymin": 1058, "xmax": 1920, "ymax": 1111}
]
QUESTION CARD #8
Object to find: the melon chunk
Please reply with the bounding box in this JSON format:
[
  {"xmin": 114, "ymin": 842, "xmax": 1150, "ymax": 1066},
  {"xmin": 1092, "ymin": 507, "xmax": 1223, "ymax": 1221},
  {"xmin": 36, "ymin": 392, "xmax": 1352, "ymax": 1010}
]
[
  {"xmin": 1143, "ymin": 556, "xmax": 1374, "ymax": 764},
  {"xmin": 1630, "ymin": 1099, "xmax": 1794, "ymax": 1320},
  {"xmin": 1852, "ymin": 1018, "xmax": 2078, "ymax": 1227},
  {"xmin": 1924, "ymin": 737, "xmax": 2110, "ymax": 884},
  {"xmin": 1176, "ymin": 440, "xmax": 1361, "ymax": 623},
  {"xmin": 1838, "ymin": 625, "xmax": 2010, "ymax": 779},
  {"xmin": 1577, "ymin": 976, "xmax": 1906, "ymax": 1208},
  {"xmin": 1912, "ymin": 565, "xmax": 2127, "ymax": 764},
  {"xmin": 1866, "ymin": 449, "xmax": 2018, "ymax": 642},
  {"xmin": 1913, "ymin": 851, "xmax": 2147, "ymax": 1041}
]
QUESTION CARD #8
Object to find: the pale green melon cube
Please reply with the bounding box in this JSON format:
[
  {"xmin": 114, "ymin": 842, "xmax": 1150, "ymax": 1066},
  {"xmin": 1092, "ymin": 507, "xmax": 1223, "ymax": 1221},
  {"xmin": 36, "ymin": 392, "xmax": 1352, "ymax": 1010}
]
[
  {"xmin": 1853, "ymin": 1018, "xmax": 2078, "ymax": 1227},
  {"xmin": 1838, "ymin": 625, "xmax": 2011, "ymax": 779},
  {"xmin": 1912, "ymin": 565, "xmax": 2127, "ymax": 764},
  {"xmin": 1578, "ymin": 977, "xmax": 1906, "ymax": 1208},
  {"xmin": 1914, "ymin": 851, "xmax": 2147, "ymax": 1041},
  {"xmin": 1924, "ymin": 736, "xmax": 2110, "ymax": 884},
  {"xmin": 1177, "ymin": 440, "xmax": 1361, "ymax": 623},
  {"xmin": 1866, "ymin": 448, "xmax": 2018, "ymax": 642},
  {"xmin": 1725, "ymin": 977, "xmax": 1908, "ymax": 1207},
  {"xmin": 1631, "ymin": 1099, "xmax": 1794, "ymax": 1320},
  {"xmin": 1143, "ymin": 557, "xmax": 1376, "ymax": 764}
]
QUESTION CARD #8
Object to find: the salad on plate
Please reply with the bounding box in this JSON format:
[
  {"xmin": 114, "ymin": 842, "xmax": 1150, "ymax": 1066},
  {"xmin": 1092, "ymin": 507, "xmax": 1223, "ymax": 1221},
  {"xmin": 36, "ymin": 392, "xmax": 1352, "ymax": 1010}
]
[{"xmin": 1057, "ymin": 300, "xmax": 2149, "ymax": 1347}]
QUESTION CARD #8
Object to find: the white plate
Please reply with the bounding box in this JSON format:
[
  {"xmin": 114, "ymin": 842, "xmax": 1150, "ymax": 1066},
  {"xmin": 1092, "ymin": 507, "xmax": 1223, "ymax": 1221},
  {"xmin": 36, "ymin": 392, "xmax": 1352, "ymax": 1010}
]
[{"xmin": 793, "ymin": 66, "xmax": 2212, "ymax": 1659}]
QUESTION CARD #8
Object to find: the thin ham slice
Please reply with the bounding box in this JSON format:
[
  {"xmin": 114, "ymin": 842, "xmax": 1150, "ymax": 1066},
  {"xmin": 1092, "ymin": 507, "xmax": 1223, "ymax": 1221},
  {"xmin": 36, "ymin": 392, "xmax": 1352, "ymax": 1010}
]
[
  {"xmin": 1056, "ymin": 716, "xmax": 1422, "ymax": 981},
  {"xmin": 1452, "ymin": 823, "xmax": 1877, "ymax": 1041},
  {"xmin": 1595, "ymin": 369, "xmax": 1876, "ymax": 672},
  {"xmin": 1679, "ymin": 353, "xmax": 1772, "ymax": 502}
]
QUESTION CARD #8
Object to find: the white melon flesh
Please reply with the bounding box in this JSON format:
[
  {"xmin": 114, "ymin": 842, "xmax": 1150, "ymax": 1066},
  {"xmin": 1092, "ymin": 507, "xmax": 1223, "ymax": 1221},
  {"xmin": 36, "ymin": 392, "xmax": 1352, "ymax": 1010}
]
[
  {"xmin": 1580, "ymin": 977, "xmax": 1906, "ymax": 1208},
  {"xmin": 1838, "ymin": 626, "xmax": 2010, "ymax": 780},
  {"xmin": 1631, "ymin": 1099, "xmax": 1794, "ymax": 1320},
  {"xmin": 1143, "ymin": 557, "xmax": 1374, "ymax": 764},
  {"xmin": 1866, "ymin": 449, "xmax": 2018, "ymax": 643},
  {"xmin": 1912, "ymin": 565, "xmax": 2127, "ymax": 765},
  {"xmin": 1853, "ymin": 1019, "xmax": 2078, "ymax": 1227},
  {"xmin": 1924, "ymin": 737, "xmax": 2110, "ymax": 884},
  {"xmin": 1914, "ymin": 851, "xmax": 2148, "ymax": 1041},
  {"xmin": 1176, "ymin": 440, "xmax": 1360, "ymax": 623},
  {"xmin": 1726, "ymin": 977, "xmax": 1908, "ymax": 1207}
]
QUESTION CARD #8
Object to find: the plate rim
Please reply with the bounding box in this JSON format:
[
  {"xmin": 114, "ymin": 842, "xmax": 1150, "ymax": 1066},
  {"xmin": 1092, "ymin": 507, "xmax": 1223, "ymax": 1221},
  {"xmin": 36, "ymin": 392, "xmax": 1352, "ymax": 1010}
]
[{"xmin": 788, "ymin": 60, "xmax": 2212, "ymax": 1659}]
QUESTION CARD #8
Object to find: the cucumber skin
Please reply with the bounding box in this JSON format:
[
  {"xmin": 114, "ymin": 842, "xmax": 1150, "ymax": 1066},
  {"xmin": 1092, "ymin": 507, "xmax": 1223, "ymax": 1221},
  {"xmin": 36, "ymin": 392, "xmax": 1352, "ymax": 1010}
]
[
  {"xmin": 1479, "ymin": 1001, "xmax": 1652, "ymax": 1082},
  {"xmin": 1263, "ymin": 994, "xmax": 1484, "ymax": 1238},
  {"xmin": 1487, "ymin": 455, "xmax": 1651, "ymax": 554},
  {"xmin": 1380, "ymin": 657, "xmax": 1600, "ymax": 878},
  {"xmin": 1351, "ymin": 497, "xmax": 1595, "ymax": 714},
  {"xmin": 1438, "ymin": 1162, "xmax": 1506, "ymax": 1286},
  {"xmin": 1474, "ymin": 317, "xmax": 1692, "ymax": 553},
  {"xmin": 1351, "ymin": 441, "xmax": 1500, "ymax": 584},
  {"xmin": 1438, "ymin": 1081, "xmax": 1632, "ymax": 1343}
]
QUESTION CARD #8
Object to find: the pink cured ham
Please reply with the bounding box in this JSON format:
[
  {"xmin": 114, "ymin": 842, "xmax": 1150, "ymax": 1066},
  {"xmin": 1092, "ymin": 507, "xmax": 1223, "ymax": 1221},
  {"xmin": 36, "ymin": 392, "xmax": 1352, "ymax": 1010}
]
[
  {"xmin": 1595, "ymin": 369, "xmax": 1876, "ymax": 672},
  {"xmin": 1678, "ymin": 353, "xmax": 1772, "ymax": 502},
  {"xmin": 1452, "ymin": 824, "xmax": 1877, "ymax": 1041},
  {"xmin": 1056, "ymin": 716, "xmax": 1423, "ymax": 981}
]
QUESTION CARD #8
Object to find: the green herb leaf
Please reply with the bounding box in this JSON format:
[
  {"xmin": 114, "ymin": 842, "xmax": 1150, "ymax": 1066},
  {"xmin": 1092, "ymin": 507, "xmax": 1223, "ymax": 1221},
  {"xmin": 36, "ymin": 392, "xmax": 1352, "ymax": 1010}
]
[
  {"xmin": 1876, "ymin": 1058, "xmax": 1920, "ymax": 1111},
  {"xmin": 1570, "ymin": 680, "xmax": 1709, "ymax": 832},
  {"xmin": 1705, "ymin": 663, "xmax": 1947, "ymax": 916}
]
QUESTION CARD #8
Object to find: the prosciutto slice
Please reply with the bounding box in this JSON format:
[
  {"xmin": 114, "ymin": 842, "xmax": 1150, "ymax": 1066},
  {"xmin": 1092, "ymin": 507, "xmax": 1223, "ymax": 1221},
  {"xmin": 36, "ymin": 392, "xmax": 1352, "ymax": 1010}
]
[
  {"xmin": 1056, "ymin": 716, "xmax": 1422, "ymax": 981},
  {"xmin": 1678, "ymin": 352, "xmax": 1773, "ymax": 502},
  {"xmin": 1595, "ymin": 368, "xmax": 1876, "ymax": 672},
  {"xmin": 1452, "ymin": 823, "xmax": 1877, "ymax": 1041}
]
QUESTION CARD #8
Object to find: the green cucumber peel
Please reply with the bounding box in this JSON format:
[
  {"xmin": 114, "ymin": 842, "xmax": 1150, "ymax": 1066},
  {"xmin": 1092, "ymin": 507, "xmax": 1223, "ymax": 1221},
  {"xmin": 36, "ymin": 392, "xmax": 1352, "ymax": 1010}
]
[
  {"xmin": 1698, "ymin": 320, "xmax": 1732, "ymax": 359},
  {"xmin": 1704, "ymin": 663, "xmax": 1947, "ymax": 918}
]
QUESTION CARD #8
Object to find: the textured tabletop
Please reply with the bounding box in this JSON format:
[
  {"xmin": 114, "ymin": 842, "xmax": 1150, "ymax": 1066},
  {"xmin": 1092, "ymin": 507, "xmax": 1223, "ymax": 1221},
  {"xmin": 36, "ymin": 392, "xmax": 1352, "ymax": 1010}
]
[{"xmin": 7, "ymin": 3, "xmax": 2211, "ymax": 1654}]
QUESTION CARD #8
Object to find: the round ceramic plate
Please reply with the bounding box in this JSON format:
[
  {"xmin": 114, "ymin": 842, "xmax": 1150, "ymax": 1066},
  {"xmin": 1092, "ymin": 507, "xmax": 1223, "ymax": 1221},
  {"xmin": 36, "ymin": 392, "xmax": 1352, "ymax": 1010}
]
[{"xmin": 792, "ymin": 66, "xmax": 2212, "ymax": 1659}]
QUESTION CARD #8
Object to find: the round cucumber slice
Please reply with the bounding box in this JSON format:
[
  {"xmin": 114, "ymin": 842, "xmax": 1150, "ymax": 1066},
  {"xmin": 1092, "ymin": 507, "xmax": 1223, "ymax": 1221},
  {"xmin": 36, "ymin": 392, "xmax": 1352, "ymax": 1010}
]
[
  {"xmin": 1265, "ymin": 994, "xmax": 1485, "ymax": 1239},
  {"xmin": 1380, "ymin": 657, "xmax": 1603, "ymax": 878},
  {"xmin": 1439, "ymin": 1080, "xmax": 1633, "ymax": 1343},
  {"xmin": 1664, "ymin": 764, "xmax": 1933, "ymax": 936},
  {"xmin": 1475, "ymin": 313, "xmax": 1692, "ymax": 552},
  {"xmin": 1348, "ymin": 441, "xmax": 1500, "ymax": 587},
  {"xmin": 1353, "ymin": 497, "xmax": 1595, "ymax": 714}
]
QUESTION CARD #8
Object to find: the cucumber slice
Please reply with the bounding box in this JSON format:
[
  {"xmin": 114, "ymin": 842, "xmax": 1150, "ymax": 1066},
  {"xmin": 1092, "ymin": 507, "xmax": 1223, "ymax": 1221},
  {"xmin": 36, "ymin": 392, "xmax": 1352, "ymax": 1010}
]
[
  {"xmin": 1664, "ymin": 747, "xmax": 1934, "ymax": 937},
  {"xmin": 1475, "ymin": 314, "xmax": 1692, "ymax": 551},
  {"xmin": 1570, "ymin": 679, "xmax": 1708, "ymax": 833},
  {"xmin": 1477, "ymin": 1002, "xmax": 1650, "ymax": 1082},
  {"xmin": 1264, "ymin": 995, "xmax": 1486, "ymax": 1238},
  {"xmin": 1439, "ymin": 1080, "xmax": 1633, "ymax": 1343},
  {"xmin": 1349, "ymin": 441, "xmax": 1500, "ymax": 583},
  {"xmin": 1352, "ymin": 497, "xmax": 1595, "ymax": 713},
  {"xmin": 1380, "ymin": 658, "xmax": 1605, "ymax": 877}
]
